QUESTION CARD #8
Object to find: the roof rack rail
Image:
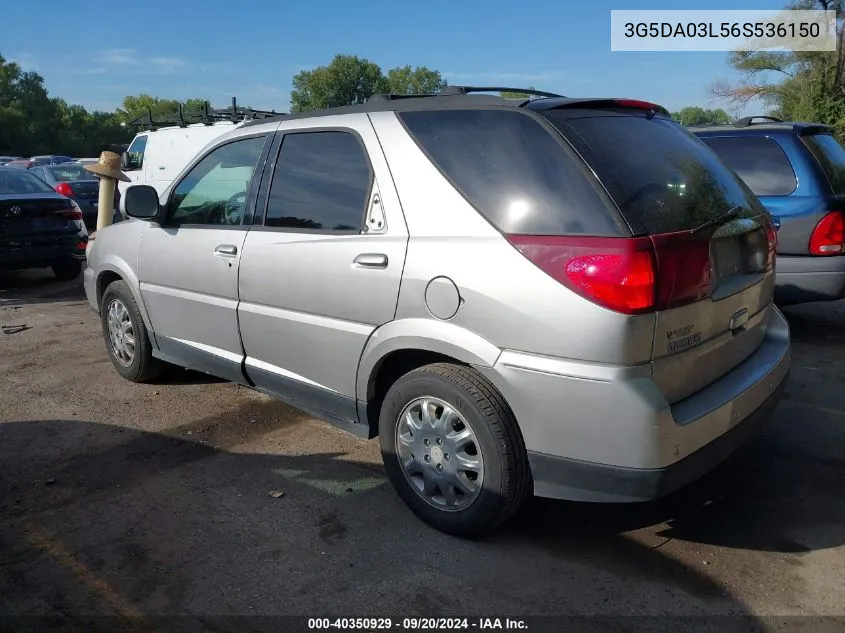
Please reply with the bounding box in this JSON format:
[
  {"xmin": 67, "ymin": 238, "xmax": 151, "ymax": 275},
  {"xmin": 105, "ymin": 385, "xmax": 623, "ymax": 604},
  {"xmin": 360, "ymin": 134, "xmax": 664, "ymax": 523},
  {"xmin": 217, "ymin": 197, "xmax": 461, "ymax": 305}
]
[
  {"xmin": 366, "ymin": 93, "xmax": 440, "ymax": 103},
  {"xmin": 438, "ymin": 85, "xmax": 565, "ymax": 99},
  {"xmin": 127, "ymin": 97, "xmax": 282, "ymax": 130},
  {"xmin": 733, "ymin": 115, "xmax": 783, "ymax": 128}
]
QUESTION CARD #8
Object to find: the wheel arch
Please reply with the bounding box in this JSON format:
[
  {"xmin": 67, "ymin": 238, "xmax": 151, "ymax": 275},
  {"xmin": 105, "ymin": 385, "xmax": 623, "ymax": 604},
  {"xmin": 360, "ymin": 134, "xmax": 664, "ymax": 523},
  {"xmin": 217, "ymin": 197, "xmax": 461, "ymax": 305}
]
[
  {"xmin": 356, "ymin": 319, "xmax": 503, "ymax": 436},
  {"xmin": 95, "ymin": 257, "xmax": 155, "ymax": 335}
]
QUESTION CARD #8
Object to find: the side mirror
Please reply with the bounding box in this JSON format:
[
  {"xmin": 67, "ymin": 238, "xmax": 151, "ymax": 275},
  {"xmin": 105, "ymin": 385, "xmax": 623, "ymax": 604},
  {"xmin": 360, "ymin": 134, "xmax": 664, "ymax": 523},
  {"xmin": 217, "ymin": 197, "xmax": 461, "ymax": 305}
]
[{"xmin": 124, "ymin": 185, "xmax": 160, "ymax": 220}]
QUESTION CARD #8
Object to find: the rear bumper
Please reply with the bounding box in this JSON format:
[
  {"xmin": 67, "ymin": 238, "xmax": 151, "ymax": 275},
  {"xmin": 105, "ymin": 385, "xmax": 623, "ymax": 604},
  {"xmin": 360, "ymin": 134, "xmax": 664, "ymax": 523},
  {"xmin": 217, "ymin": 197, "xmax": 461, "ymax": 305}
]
[
  {"xmin": 774, "ymin": 254, "xmax": 845, "ymax": 305},
  {"xmin": 527, "ymin": 376, "xmax": 786, "ymax": 502},
  {"xmin": 478, "ymin": 307, "xmax": 791, "ymax": 503},
  {"xmin": 0, "ymin": 244, "xmax": 86, "ymax": 271}
]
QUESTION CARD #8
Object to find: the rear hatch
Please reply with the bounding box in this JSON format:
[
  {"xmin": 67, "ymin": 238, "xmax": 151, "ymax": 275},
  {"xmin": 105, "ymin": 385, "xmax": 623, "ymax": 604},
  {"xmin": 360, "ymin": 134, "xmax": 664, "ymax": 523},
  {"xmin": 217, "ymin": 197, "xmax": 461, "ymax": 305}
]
[{"xmin": 539, "ymin": 105, "xmax": 777, "ymax": 404}]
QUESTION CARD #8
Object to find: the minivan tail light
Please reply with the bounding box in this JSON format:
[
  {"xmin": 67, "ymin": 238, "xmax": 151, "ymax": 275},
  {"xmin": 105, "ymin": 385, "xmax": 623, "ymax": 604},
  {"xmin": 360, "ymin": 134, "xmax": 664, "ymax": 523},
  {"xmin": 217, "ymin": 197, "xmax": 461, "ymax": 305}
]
[
  {"xmin": 507, "ymin": 232, "xmax": 716, "ymax": 314},
  {"xmin": 809, "ymin": 211, "xmax": 845, "ymax": 255},
  {"xmin": 55, "ymin": 182, "xmax": 74, "ymax": 198}
]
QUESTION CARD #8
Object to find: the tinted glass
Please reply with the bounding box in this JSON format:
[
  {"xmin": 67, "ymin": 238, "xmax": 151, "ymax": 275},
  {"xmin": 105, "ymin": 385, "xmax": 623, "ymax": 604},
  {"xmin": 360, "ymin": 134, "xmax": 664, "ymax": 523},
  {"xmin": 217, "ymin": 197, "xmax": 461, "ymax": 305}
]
[
  {"xmin": 0, "ymin": 169, "xmax": 55, "ymax": 194},
  {"xmin": 125, "ymin": 135, "xmax": 148, "ymax": 170},
  {"xmin": 400, "ymin": 109, "xmax": 627, "ymax": 236},
  {"xmin": 701, "ymin": 136, "xmax": 796, "ymax": 196},
  {"xmin": 265, "ymin": 131, "xmax": 372, "ymax": 231},
  {"xmin": 169, "ymin": 135, "xmax": 266, "ymax": 227},
  {"xmin": 46, "ymin": 164, "xmax": 95, "ymax": 182},
  {"xmin": 802, "ymin": 133, "xmax": 845, "ymax": 194},
  {"xmin": 51, "ymin": 156, "xmax": 73, "ymax": 164},
  {"xmin": 544, "ymin": 113, "xmax": 766, "ymax": 235}
]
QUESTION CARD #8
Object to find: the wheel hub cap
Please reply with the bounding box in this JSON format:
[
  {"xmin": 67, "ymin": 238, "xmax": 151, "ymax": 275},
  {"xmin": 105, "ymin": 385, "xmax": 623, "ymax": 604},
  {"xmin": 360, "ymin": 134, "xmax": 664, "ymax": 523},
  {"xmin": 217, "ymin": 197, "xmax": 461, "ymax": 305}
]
[
  {"xmin": 106, "ymin": 298, "xmax": 135, "ymax": 367},
  {"xmin": 395, "ymin": 397, "xmax": 484, "ymax": 512}
]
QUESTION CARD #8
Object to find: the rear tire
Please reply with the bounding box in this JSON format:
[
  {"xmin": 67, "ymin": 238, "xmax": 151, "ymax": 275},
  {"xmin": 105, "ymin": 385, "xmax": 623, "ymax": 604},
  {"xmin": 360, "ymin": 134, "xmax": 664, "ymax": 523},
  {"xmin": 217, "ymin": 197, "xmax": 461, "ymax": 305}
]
[
  {"xmin": 378, "ymin": 362, "xmax": 531, "ymax": 537},
  {"xmin": 51, "ymin": 259, "xmax": 82, "ymax": 281},
  {"xmin": 100, "ymin": 279, "xmax": 165, "ymax": 383}
]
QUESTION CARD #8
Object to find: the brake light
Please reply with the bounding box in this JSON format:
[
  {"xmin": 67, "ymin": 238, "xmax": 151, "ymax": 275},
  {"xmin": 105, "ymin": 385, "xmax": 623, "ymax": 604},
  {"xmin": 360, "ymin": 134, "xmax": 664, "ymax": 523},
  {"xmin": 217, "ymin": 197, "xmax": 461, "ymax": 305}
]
[
  {"xmin": 614, "ymin": 99, "xmax": 664, "ymax": 112},
  {"xmin": 762, "ymin": 213, "xmax": 777, "ymax": 269},
  {"xmin": 809, "ymin": 211, "xmax": 845, "ymax": 255},
  {"xmin": 57, "ymin": 201, "xmax": 84, "ymax": 221},
  {"xmin": 55, "ymin": 182, "xmax": 74, "ymax": 198},
  {"xmin": 507, "ymin": 232, "xmax": 716, "ymax": 314}
]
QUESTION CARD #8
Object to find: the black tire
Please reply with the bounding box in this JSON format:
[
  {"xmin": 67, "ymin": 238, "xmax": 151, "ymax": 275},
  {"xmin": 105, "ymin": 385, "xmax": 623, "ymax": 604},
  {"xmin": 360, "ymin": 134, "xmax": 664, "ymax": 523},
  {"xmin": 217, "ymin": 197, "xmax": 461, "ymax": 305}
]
[
  {"xmin": 100, "ymin": 279, "xmax": 165, "ymax": 383},
  {"xmin": 378, "ymin": 362, "xmax": 531, "ymax": 537},
  {"xmin": 51, "ymin": 259, "xmax": 82, "ymax": 281}
]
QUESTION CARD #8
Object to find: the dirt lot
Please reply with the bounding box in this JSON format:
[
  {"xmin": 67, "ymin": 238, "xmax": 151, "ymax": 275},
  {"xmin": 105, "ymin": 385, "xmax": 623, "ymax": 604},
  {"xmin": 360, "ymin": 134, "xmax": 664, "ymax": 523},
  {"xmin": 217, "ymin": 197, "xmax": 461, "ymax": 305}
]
[{"xmin": 1, "ymin": 268, "xmax": 844, "ymax": 630}]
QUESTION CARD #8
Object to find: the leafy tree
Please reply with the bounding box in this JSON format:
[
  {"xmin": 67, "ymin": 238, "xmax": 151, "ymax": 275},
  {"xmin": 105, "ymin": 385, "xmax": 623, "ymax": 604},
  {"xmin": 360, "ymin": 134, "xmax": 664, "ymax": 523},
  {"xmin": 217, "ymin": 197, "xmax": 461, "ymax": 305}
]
[
  {"xmin": 671, "ymin": 106, "xmax": 732, "ymax": 126},
  {"xmin": 710, "ymin": 0, "xmax": 845, "ymax": 137},
  {"xmin": 386, "ymin": 65, "xmax": 445, "ymax": 95},
  {"xmin": 290, "ymin": 54, "xmax": 388, "ymax": 112},
  {"xmin": 116, "ymin": 94, "xmax": 209, "ymax": 124}
]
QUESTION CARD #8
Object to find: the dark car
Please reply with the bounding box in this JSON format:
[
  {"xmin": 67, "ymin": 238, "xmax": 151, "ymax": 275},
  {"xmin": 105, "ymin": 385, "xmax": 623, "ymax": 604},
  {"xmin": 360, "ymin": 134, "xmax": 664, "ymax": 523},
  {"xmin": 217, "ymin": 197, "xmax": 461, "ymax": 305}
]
[
  {"xmin": 29, "ymin": 163, "xmax": 101, "ymax": 229},
  {"xmin": 0, "ymin": 167, "xmax": 88, "ymax": 280},
  {"xmin": 29, "ymin": 155, "xmax": 75, "ymax": 167},
  {"xmin": 691, "ymin": 116, "xmax": 845, "ymax": 305}
]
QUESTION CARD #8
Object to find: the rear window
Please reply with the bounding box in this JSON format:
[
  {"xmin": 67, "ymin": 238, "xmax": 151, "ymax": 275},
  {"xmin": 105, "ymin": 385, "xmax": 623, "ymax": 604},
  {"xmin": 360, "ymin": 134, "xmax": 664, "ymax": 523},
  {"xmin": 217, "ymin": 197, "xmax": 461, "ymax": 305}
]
[
  {"xmin": 398, "ymin": 109, "xmax": 628, "ymax": 236},
  {"xmin": 700, "ymin": 136, "xmax": 797, "ymax": 196},
  {"xmin": 0, "ymin": 169, "xmax": 55, "ymax": 194},
  {"xmin": 802, "ymin": 133, "xmax": 845, "ymax": 194},
  {"xmin": 47, "ymin": 164, "xmax": 94, "ymax": 182},
  {"xmin": 542, "ymin": 112, "xmax": 765, "ymax": 235}
]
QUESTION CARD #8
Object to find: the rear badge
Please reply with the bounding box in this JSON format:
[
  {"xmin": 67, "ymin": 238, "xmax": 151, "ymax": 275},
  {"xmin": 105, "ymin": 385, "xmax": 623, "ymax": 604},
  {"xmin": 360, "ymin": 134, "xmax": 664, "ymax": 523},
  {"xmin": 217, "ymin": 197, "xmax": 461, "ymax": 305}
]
[{"xmin": 666, "ymin": 323, "xmax": 702, "ymax": 353}]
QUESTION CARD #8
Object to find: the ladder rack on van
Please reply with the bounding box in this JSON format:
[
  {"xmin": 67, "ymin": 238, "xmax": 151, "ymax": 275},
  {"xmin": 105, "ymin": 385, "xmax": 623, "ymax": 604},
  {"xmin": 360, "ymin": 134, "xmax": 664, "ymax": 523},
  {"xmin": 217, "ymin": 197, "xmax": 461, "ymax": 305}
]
[{"xmin": 127, "ymin": 97, "xmax": 282, "ymax": 130}]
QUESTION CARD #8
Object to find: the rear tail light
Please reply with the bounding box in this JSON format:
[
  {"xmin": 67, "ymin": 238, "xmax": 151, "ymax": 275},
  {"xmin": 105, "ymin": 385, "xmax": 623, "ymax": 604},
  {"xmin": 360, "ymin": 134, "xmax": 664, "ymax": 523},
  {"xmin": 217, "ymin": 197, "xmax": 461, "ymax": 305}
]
[
  {"xmin": 55, "ymin": 182, "xmax": 74, "ymax": 198},
  {"xmin": 809, "ymin": 211, "xmax": 845, "ymax": 255},
  {"xmin": 508, "ymin": 221, "xmax": 768, "ymax": 314},
  {"xmin": 56, "ymin": 201, "xmax": 84, "ymax": 221}
]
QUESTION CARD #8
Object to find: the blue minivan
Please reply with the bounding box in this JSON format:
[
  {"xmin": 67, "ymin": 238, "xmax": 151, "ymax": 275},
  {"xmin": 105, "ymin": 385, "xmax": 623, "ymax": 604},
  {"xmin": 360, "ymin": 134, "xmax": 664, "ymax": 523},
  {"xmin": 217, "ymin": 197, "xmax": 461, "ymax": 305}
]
[{"xmin": 692, "ymin": 116, "xmax": 845, "ymax": 305}]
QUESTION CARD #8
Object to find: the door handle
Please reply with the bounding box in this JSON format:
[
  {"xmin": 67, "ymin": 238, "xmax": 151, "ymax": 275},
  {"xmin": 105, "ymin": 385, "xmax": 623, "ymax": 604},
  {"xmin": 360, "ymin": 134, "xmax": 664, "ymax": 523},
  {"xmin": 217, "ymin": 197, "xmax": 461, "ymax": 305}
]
[
  {"xmin": 353, "ymin": 253, "xmax": 388, "ymax": 268},
  {"xmin": 214, "ymin": 244, "xmax": 238, "ymax": 257}
]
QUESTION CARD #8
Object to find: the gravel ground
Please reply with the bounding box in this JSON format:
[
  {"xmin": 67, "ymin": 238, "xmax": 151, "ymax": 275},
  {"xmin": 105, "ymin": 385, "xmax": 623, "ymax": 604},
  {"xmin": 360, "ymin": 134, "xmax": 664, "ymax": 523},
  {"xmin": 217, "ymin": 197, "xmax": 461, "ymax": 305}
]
[{"xmin": 1, "ymin": 268, "xmax": 844, "ymax": 632}]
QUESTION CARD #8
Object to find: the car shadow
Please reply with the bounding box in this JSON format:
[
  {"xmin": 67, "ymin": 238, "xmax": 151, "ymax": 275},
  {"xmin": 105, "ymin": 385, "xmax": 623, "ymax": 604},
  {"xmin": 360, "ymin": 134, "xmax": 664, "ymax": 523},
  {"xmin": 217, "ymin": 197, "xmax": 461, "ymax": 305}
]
[
  {"xmin": 0, "ymin": 269, "xmax": 87, "ymax": 307},
  {"xmin": 0, "ymin": 415, "xmax": 766, "ymax": 627}
]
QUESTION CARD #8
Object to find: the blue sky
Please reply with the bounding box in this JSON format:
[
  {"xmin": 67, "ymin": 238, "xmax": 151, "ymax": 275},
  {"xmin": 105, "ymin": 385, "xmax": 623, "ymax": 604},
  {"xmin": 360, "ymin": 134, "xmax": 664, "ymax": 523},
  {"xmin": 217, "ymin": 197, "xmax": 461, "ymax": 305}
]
[{"xmin": 0, "ymin": 0, "xmax": 787, "ymax": 115}]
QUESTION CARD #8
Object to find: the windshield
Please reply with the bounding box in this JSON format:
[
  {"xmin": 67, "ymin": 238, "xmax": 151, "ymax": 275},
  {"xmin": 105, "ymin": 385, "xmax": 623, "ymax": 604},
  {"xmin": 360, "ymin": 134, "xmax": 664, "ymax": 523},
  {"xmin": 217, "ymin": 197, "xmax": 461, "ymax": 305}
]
[
  {"xmin": 541, "ymin": 112, "xmax": 766, "ymax": 235},
  {"xmin": 47, "ymin": 164, "xmax": 96, "ymax": 182},
  {"xmin": 802, "ymin": 133, "xmax": 845, "ymax": 194},
  {"xmin": 0, "ymin": 169, "xmax": 56, "ymax": 194}
]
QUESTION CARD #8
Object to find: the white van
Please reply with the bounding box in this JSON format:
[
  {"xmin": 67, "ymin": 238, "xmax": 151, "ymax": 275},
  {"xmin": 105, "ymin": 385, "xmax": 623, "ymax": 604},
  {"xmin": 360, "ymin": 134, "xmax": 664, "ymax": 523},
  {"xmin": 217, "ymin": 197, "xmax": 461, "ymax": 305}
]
[{"xmin": 118, "ymin": 121, "xmax": 244, "ymax": 199}]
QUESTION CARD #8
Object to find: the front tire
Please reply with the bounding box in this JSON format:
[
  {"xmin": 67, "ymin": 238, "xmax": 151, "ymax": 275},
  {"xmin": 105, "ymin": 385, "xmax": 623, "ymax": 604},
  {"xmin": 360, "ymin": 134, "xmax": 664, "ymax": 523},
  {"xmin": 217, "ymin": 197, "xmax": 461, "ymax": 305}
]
[
  {"xmin": 100, "ymin": 280, "xmax": 164, "ymax": 382},
  {"xmin": 379, "ymin": 363, "xmax": 531, "ymax": 537},
  {"xmin": 51, "ymin": 259, "xmax": 82, "ymax": 281}
]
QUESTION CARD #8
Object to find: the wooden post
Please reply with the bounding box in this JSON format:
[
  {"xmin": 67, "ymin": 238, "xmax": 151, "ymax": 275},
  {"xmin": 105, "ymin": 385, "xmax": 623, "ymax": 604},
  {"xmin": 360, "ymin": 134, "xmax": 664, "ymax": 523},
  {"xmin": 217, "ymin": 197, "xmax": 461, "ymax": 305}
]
[{"xmin": 82, "ymin": 151, "xmax": 129, "ymax": 232}]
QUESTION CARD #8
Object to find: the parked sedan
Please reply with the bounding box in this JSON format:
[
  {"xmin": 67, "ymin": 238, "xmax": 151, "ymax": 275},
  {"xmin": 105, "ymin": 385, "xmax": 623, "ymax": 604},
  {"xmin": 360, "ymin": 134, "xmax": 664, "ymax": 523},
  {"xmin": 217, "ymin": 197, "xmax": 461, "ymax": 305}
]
[
  {"xmin": 0, "ymin": 167, "xmax": 88, "ymax": 280},
  {"xmin": 29, "ymin": 163, "xmax": 100, "ymax": 229}
]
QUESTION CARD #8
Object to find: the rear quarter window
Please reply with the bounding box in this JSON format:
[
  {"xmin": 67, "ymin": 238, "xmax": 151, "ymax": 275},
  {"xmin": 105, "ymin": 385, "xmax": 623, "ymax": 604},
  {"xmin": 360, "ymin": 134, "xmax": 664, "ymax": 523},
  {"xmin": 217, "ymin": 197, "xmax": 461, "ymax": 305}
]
[
  {"xmin": 542, "ymin": 112, "xmax": 766, "ymax": 235},
  {"xmin": 398, "ymin": 109, "xmax": 628, "ymax": 236},
  {"xmin": 802, "ymin": 133, "xmax": 845, "ymax": 194},
  {"xmin": 700, "ymin": 136, "xmax": 797, "ymax": 196}
]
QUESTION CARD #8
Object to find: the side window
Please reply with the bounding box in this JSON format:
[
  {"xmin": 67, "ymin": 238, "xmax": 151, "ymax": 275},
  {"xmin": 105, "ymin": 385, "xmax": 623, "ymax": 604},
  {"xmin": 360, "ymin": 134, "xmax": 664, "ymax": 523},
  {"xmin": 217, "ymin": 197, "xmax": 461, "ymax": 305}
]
[
  {"xmin": 264, "ymin": 131, "xmax": 372, "ymax": 231},
  {"xmin": 701, "ymin": 136, "xmax": 797, "ymax": 196},
  {"xmin": 125, "ymin": 135, "xmax": 148, "ymax": 171},
  {"xmin": 168, "ymin": 135, "xmax": 266, "ymax": 228}
]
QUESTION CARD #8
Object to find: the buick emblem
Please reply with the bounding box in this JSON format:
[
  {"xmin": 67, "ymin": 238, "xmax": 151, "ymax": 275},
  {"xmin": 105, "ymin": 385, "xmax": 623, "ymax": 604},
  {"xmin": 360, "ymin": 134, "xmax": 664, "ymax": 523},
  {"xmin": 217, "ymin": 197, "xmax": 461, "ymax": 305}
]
[{"xmin": 9, "ymin": 205, "xmax": 22, "ymax": 216}]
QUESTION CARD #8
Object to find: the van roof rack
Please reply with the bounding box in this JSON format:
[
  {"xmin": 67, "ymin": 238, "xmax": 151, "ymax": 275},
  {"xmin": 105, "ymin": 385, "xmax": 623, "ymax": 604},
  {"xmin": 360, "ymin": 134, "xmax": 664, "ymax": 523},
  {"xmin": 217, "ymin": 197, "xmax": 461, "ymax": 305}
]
[
  {"xmin": 733, "ymin": 115, "xmax": 783, "ymax": 128},
  {"xmin": 439, "ymin": 85, "xmax": 565, "ymax": 99},
  {"xmin": 127, "ymin": 97, "xmax": 282, "ymax": 130}
]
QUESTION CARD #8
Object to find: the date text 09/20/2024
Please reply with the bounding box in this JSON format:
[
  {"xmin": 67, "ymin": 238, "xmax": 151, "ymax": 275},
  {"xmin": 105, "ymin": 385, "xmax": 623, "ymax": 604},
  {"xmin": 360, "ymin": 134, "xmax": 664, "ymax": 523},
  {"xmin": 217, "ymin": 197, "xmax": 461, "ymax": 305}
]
[{"xmin": 307, "ymin": 618, "xmax": 528, "ymax": 630}]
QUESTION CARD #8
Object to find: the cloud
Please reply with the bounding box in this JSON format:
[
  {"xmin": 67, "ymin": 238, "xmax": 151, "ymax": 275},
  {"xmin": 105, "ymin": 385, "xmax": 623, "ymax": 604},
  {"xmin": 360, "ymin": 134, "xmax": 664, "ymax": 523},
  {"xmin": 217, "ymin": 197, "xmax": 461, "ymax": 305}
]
[
  {"xmin": 102, "ymin": 49, "xmax": 141, "ymax": 66},
  {"xmin": 80, "ymin": 68, "xmax": 108, "ymax": 75},
  {"xmin": 151, "ymin": 57, "xmax": 185, "ymax": 73}
]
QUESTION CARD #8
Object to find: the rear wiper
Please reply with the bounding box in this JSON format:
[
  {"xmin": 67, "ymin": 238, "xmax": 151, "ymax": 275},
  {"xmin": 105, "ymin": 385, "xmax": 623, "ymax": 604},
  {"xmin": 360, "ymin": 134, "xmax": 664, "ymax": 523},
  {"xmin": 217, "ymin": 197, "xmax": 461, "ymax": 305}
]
[{"xmin": 691, "ymin": 205, "xmax": 742, "ymax": 234}]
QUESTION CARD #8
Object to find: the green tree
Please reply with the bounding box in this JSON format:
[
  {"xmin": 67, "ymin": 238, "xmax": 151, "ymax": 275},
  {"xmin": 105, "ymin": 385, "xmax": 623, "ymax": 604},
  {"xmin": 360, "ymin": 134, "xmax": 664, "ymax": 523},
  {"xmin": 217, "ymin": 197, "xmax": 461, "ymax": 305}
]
[
  {"xmin": 385, "ymin": 65, "xmax": 445, "ymax": 95},
  {"xmin": 710, "ymin": 0, "xmax": 845, "ymax": 137},
  {"xmin": 0, "ymin": 54, "xmax": 64, "ymax": 155},
  {"xmin": 671, "ymin": 106, "xmax": 732, "ymax": 126},
  {"xmin": 116, "ymin": 94, "xmax": 209, "ymax": 124},
  {"xmin": 290, "ymin": 54, "xmax": 389, "ymax": 112}
]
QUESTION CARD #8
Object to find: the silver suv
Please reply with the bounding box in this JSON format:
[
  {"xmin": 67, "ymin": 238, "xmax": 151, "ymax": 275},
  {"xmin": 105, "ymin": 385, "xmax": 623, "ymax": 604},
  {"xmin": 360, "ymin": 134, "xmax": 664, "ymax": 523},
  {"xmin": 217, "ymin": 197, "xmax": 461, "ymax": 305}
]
[{"xmin": 84, "ymin": 87, "xmax": 791, "ymax": 536}]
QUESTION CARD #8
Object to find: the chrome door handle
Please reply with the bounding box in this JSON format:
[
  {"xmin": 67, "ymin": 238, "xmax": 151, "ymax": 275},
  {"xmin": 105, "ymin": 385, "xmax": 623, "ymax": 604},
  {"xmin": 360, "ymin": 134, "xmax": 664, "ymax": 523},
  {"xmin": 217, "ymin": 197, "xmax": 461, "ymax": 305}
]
[
  {"xmin": 353, "ymin": 253, "xmax": 388, "ymax": 268},
  {"xmin": 214, "ymin": 244, "xmax": 238, "ymax": 257}
]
